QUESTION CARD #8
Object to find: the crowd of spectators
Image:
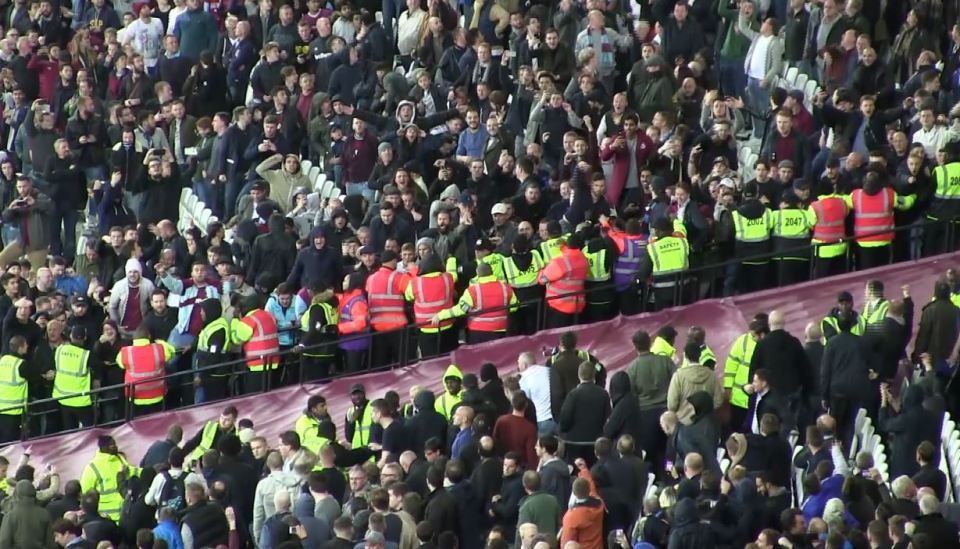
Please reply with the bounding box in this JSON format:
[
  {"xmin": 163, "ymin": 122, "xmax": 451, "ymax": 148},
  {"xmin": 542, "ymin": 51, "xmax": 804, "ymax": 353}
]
[
  {"xmin": 0, "ymin": 270, "xmax": 960, "ymax": 549},
  {"xmin": 0, "ymin": 0, "xmax": 957, "ymax": 546}
]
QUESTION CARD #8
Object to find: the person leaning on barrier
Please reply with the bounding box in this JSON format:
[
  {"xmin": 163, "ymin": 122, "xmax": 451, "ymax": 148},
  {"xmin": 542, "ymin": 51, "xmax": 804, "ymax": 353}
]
[
  {"xmin": 195, "ymin": 298, "xmax": 235, "ymax": 402},
  {"xmin": 116, "ymin": 327, "xmax": 175, "ymax": 417},
  {"xmin": 52, "ymin": 326, "xmax": 100, "ymax": 432},
  {"xmin": 0, "ymin": 335, "xmax": 31, "ymax": 443},
  {"xmin": 183, "ymin": 404, "xmax": 239, "ymax": 466}
]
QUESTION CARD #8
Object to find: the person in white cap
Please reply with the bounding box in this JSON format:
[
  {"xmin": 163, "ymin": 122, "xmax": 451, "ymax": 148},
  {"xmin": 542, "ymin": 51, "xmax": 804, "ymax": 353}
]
[{"xmin": 107, "ymin": 259, "xmax": 156, "ymax": 338}]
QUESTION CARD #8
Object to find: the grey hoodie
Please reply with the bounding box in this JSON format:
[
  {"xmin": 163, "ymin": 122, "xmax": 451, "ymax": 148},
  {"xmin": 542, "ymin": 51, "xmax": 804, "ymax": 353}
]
[{"xmin": 0, "ymin": 480, "xmax": 54, "ymax": 549}]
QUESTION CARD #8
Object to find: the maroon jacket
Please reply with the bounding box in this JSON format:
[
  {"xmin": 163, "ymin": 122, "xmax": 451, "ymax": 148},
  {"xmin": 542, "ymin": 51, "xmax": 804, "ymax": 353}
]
[
  {"xmin": 342, "ymin": 131, "xmax": 378, "ymax": 183},
  {"xmin": 599, "ymin": 131, "xmax": 655, "ymax": 207}
]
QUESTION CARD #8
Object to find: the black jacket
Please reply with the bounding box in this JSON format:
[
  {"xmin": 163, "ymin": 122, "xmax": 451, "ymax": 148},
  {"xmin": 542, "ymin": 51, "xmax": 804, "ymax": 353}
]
[
  {"xmin": 558, "ymin": 382, "xmax": 611, "ymax": 444},
  {"xmin": 675, "ymin": 392, "xmax": 721, "ymax": 473},
  {"xmin": 181, "ymin": 500, "xmax": 230, "ymax": 548},
  {"xmin": 424, "ymin": 487, "xmax": 460, "ymax": 543},
  {"xmin": 490, "ymin": 471, "xmax": 524, "ymax": 536},
  {"xmin": 603, "ymin": 371, "xmax": 642, "ymax": 443},
  {"xmin": 821, "ymin": 331, "xmax": 869, "ymax": 398},
  {"xmin": 913, "ymin": 463, "xmax": 948, "ymax": 502},
  {"xmin": 750, "ymin": 329, "xmax": 812, "ymax": 397},
  {"xmin": 248, "ymin": 214, "xmax": 297, "ymax": 284},
  {"xmin": 880, "ymin": 385, "xmax": 940, "ymax": 478},
  {"xmin": 406, "ymin": 390, "xmax": 449, "ymax": 456},
  {"xmin": 667, "ymin": 498, "xmax": 715, "ymax": 549},
  {"xmin": 913, "ymin": 512, "xmax": 960, "ymax": 549}
]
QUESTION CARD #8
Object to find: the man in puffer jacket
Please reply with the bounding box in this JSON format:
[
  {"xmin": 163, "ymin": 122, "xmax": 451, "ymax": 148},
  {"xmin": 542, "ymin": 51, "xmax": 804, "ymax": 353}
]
[
  {"xmin": 0, "ymin": 480, "xmax": 55, "ymax": 548},
  {"xmin": 253, "ymin": 450, "xmax": 303, "ymax": 546}
]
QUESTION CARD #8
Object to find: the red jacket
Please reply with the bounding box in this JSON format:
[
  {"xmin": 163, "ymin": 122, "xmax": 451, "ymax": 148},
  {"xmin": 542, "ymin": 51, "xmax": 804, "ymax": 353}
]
[{"xmin": 560, "ymin": 469, "xmax": 605, "ymax": 549}]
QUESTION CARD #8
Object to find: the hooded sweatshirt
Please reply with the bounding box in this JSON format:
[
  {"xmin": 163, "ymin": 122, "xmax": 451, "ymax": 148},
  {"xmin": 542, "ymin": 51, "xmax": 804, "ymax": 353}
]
[
  {"xmin": 435, "ymin": 364, "xmax": 464, "ymax": 418},
  {"xmin": 667, "ymin": 497, "xmax": 715, "ymax": 549},
  {"xmin": 0, "ymin": 480, "xmax": 54, "ymax": 549},
  {"xmin": 286, "ymin": 225, "xmax": 343, "ymax": 289},
  {"xmin": 676, "ymin": 391, "xmax": 721, "ymax": 473},
  {"xmin": 603, "ymin": 371, "xmax": 642, "ymax": 442},
  {"xmin": 253, "ymin": 469, "xmax": 303, "ymax": 545},
  {"xmin": 408, "ymin": 389, "xmax": 449, "ymax": 452},
  {"xmin": 666, "ymin": 362, "xmax": 724, "ymax": 424}
]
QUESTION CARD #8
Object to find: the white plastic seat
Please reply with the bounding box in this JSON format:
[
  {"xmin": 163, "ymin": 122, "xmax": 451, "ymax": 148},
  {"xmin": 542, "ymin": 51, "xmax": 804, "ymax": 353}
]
[
  {"xmin": 795, "ymin": 73, "xmax": 809, "ymax": 91},
  {"xmin": 644, "ymin": 473, "xmax": 657, "ymax": 499},
  {"xmin": 785, "ymin": 67, "xmax": 799, "ymax": 88},
  {"xmin": 300, "ymin": 159, "xmax": 312, "ymax": 173},
  {"xmin": 308, "ymin": 165, "xmax": 321, "ymax": 184},
  {"xmin": 186, "ymin": 194, "xmax": 199, "ymax": 213},
  {"xmin": 180, "ymin": 187, "xmax": 193, "ymax": 205}
]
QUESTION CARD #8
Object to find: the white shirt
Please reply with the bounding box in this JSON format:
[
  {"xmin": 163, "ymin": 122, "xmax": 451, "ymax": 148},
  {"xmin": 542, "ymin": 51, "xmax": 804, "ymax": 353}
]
[
  {"xmin": 167, "ymin": 5, "xmax": 187, "ymax": 34},
  {"xmin": 913, "ymin": 125, "xmax": 956, "ymax": 159},
  {"xmin": 397, "ymin": 8, "xmax": 426, "ymax": 56},
  {"xmin": 144, "ymin": 468, "xmax": 205, "ymax": 507},
  {"xmin": 747, "ymin": 35, "xmax": 773, "ymax": 80},
  {"xmin": 519, "ymin": 364, "xmax": 553, "ymax": 422},
  {"xmin": 751, "ymin": 389, "xmax": 768, "ymax": 434},
  {"xmin": 124, "ymin": 17, "xmax": 165, "ymax": 66}
]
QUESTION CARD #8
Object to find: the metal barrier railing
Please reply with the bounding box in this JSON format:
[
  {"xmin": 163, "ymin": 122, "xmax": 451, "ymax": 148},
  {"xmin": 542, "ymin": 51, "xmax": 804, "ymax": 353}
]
[{"xmin": 4, "ymin": 216, "xmax": 959, "ymax": 444}]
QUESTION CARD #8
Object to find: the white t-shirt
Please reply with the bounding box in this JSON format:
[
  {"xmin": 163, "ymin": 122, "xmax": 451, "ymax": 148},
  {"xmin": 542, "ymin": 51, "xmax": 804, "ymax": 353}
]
[
  {"xmin": 747, "ymin": 35, "xmax": 773, "ymax": 80},
  {"xmin": 519, "ymin": 364, "xmax": 553, "ymax": 423},
  {"xmin": 124, "ymin": 17, "xmax": 165, "ymax": 67}
]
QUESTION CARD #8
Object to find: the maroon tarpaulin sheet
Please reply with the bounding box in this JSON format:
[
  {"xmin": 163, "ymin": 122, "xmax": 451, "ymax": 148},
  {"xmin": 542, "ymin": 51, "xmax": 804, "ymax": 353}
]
[{"xmin": 5, "ymin": 252, "xmax": 957, "ymax": 480}]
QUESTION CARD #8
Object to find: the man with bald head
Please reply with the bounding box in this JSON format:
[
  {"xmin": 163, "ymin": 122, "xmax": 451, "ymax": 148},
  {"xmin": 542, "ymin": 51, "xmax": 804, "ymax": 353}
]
[{"xmin": 749, "ymin": 310, "xmax": 812, "ymax": 430}]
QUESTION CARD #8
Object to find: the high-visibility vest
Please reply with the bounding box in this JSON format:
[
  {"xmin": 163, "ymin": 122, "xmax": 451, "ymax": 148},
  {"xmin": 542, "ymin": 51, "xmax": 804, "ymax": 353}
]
[
  {"xmin": 732, "ymin": 210, "xmax": 772, "ymax": 244},
  {"xmin": 189, "ymin": 420, "xmax": 221, "ymax": 462},
  {"xmin": 863, "ymin": 298, "xmax": 889, "ymax": 326},
  {"xmin": 80, "ymin": 451, "xmax": 137, "ymax": 521},
  {"xmin": 295, "ymin": 414, "xmax": 331, "ymax": 454},
  {"xmin": 502, "ymin": 252, "xmax": 545, "ymax": 289},
  {"xmin": 613, "ymin": 236, "xmax": 645, "ymax": 290},
  {"xmin": 810, "ymin": 195, "xmax": 849, "ymax": 258},
  {"xmin": 723, "ymin": 333, "xmax": 756, "ymax": 409},
  {"xmin": 241, "ymin": 309, "xmax": 280, "ymax": 371},
  {"xmin": 0, "ymin": 355, "xmax": 26, "ymax": 416},
  {"xmin": 435, "ymin": 391, "xmax": 461, "ymax": 419},
  {"xmin": 772, "ymin": 209, "xmax": 810, "ymax": 239},
  {"xmin": 583, "ymin": 248, "xmax": 611, "ymax": 282},
  {"xmin": 478, "ymin": 253, "xmax": 506, "ymax": 282},
  {"xmin": 539, "ymin": 248, "xmax": 589, "ymax": 314},
  {"xmin": 198, "ymin": 318, "xmax": 232, "ymax": 352},
  {"xmin": 119, "ymin": 340, "xmax": 169, "ymax": 405},
  {"xmin": 366, "ymin": 267, "xmax": 407, "ymax": 331},
  {"xmin": 412, "ymin": 273, "xmax": 456, "ymax": 331},
  {"xmin": 651, "ymin": 336, "xmax": 675, "ymax": 361},
  {"xmin": 467, "ymin": 279, "xmax": 512, "ymax": 332},
  {"xmin": 682, "ymin": 344, "xmax": 716, "ymax": 368},
  {"xmin": 539, "ymin": 237, "xmax": 565, "ymax": 262},
  {"xmin": 821, "ymin": 313, "xmax": 865, "ymax": 342},
  {"xmin": 350, "ymin": 401, "xmax": 374, "ymax": 448},
  {"xmin": 933, "ymin": 162, "xmax": 960, "ymax": 203},
  {"xmin": 53, "ymin": 344, "xmax": 92, "ymax": 408},
  {"xmin": 647, "ymin": 236, "xmax": 689, "ymax": 281},
  {"xmin": 852, "ymin": 188, "xmax": 895, "ymax": 244},
  {"xmin": 301, "ymin": 302, "xmax": 339, "ymax": 357}
]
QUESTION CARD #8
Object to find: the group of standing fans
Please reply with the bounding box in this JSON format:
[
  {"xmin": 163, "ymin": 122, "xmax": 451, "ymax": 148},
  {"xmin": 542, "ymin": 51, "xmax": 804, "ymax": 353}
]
[
  {"xmin": 0, "ymin": 0, "xmax": 960, "ymax": 545},
  {"xmin": 2, "ymin": 270, "xmax": 960, "ymax": 549}
]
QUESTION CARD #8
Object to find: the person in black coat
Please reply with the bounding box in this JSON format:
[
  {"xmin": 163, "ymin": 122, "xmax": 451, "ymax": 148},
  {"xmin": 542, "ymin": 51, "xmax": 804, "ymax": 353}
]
[
  {"xmin": 880, "ymin": 384, "xmax": 940, "ymax": 479},
  {"xmin": 913, "ymin": 494, "xmax": 960, "ymax": 549},
  {"xmin": 913, "ymin": 441, "xmax": 948, "ymax": 501},
  {"xmin": 820, "ymin": 311, "xmax": 870, "ymax": 445},
  {"xmin": 667, "ymin": 497, "xmax": 715, "ymax": 549},
  {"xmin": 750, "ymin": 310, "xmax": 812, "ymax": 405},
  {"xmin": 490, "ymin": 453, "xmax": 524, "ymax": 541},
  {"xmin": 590, "ymin": 437, "xmax": 638, "ymax": 531},
  {"xmin": 558, "ymin": 362, "xmax": 612, "ymax": 465},
  {"xmin": 603, "ymin": 371, "xmax": 642, "ymax": 444},
  {"xmin": 406, "ymin": 391, "xmax": 449, "ymax": 457},
  {"xmin": 478, "ymin": 363, "xmax": 510, "ymax": 419},
  {"xmin": 423, "ymin": 465, "xmax": 460, "ymax": 543}
]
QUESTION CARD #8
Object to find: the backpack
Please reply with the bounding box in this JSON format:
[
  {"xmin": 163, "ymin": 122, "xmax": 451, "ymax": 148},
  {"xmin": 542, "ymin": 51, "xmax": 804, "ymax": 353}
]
[{"xmin": 158, "ymin": 471, "xmax": 186, "ymax": 511}]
